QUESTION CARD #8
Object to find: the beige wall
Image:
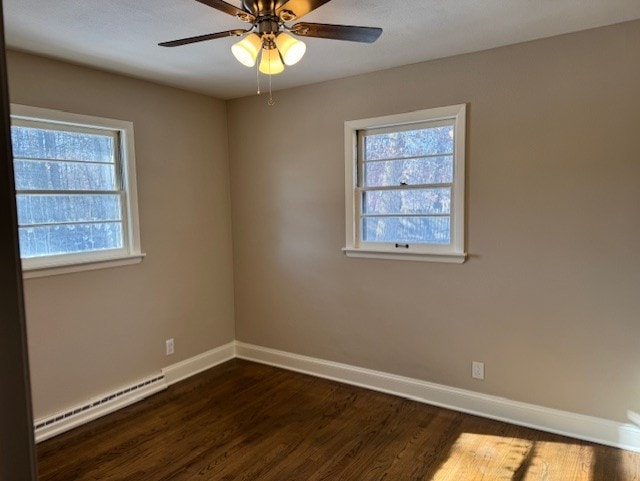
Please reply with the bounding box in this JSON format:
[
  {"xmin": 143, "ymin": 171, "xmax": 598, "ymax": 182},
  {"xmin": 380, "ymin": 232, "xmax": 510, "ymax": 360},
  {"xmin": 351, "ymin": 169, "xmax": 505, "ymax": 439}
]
[
  {"xmin": 227, "ymin": 20, "xmax": 640, "ymax": 422},
  {"xmin": 7, "ymin": 20, "xmax": 640, "ymax": 427},
  {"xmin": 7, "ymin": 50, "xmax": 235, "ymax": 419}
]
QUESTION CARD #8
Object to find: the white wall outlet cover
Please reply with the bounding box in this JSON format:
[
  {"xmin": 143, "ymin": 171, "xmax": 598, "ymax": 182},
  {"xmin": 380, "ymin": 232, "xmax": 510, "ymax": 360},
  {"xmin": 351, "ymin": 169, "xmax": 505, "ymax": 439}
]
[{"xmin": 472, "ymin": 361, "xmax": 484, "ymax": 380}]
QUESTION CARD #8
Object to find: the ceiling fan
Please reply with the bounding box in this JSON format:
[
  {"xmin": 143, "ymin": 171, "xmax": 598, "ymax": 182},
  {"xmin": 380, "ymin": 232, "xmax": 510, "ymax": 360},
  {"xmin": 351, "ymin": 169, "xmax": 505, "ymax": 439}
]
[{"xmin": 159, "ymin": 0, "xmax": 383, "ymax": 76}]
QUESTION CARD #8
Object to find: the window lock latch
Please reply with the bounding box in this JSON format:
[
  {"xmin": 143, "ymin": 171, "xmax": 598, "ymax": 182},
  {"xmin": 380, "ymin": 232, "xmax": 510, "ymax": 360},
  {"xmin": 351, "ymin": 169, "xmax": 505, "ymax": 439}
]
[{"xmin": 395, "ymin": 243, "xmax": 410, "ymax": 249}]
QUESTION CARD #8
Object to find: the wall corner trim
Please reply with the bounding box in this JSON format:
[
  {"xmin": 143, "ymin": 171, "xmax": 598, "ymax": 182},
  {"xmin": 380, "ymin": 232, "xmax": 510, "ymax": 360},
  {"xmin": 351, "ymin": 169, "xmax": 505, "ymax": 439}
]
[{"xmin": 234, "ymin": 341, "xmax": 640, "ymax": 453}]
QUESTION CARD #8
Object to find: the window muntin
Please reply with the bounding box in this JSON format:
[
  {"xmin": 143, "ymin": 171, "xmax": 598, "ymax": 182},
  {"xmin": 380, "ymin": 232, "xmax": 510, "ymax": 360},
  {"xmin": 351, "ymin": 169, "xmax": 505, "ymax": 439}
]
[
  {"xmin": 358, "ymin": 120, "xmax": 455, "ymax": 246},
  {"xmin": 344, "ymin": 105, "xmax": 466, "ymax": 262},
  {"xmin": 10, "ymin": 105, "xmax": 142, "ymax": 273}
]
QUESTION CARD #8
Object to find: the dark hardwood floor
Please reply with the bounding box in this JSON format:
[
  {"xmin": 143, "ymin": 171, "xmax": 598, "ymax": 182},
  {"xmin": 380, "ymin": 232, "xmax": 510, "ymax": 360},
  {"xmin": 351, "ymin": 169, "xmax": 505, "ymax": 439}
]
[{"xmin": 37, "ymin": 359, "xmax": 640, "ymax": 480}]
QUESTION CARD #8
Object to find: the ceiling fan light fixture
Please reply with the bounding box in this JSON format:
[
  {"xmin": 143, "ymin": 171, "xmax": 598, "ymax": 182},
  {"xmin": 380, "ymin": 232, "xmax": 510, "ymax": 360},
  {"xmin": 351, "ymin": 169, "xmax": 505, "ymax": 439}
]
[
  {"xmin": 160, "ymin": 0, "xmax": 383, "ymax": 96},
  {"xmin": 275, "ymin": 32, "xmax": 306, "ymax": 66},
  {"xmin": 259, "ymin": 47, "xmax": 285, "ymax": 75},
  {"xmin": 231, "ymin": 33, "xmax": 262, "ymax": 67}
]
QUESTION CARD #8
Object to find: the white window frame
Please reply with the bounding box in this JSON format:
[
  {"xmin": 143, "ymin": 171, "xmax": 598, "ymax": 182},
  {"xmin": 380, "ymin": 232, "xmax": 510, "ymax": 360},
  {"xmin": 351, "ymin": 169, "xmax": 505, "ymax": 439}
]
[
  {"xmin": 10, "ymin": 104, "xmax": 144, "ymax": 278},
  {"xmin": 343, "ymin": 104, "xmax": 467, "ymax": 263}
]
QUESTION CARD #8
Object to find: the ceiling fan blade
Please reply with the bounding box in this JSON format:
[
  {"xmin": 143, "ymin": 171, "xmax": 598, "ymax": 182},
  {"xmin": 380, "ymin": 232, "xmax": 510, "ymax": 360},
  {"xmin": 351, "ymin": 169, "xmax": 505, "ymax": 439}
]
[
  {"xmin": 159, "ymin": 29, "xmax": 247, "ymax": 47},
  {"xmin": 275, "ymin": 0, "xmax": 332, "ymax": 21},
  {"xmin": 195, "ymin": 0, "xmax": 255, "ymax": 22},
  {"xmin": 291, "ymin": 22, "xmax": 382, "ymax": 43}
]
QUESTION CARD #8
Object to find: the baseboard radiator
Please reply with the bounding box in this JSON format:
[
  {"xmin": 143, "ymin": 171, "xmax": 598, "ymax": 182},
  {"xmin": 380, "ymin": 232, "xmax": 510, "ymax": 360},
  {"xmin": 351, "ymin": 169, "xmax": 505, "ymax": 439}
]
[{"xmin": 34, "ymin": 374, "xmax": 167, "ymax": 443}]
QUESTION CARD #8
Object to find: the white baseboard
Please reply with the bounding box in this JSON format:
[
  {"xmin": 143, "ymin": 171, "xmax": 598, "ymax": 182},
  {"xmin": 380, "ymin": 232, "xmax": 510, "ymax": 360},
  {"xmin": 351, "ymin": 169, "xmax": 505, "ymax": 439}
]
[
  {"xmin": 235, "ymin": 341, "xmax": 640, "ymax": 453},
  {"xmin": 162, "ymin": 341, "xmax": 236, "ymax": 386},
  {"xmin": 34, "ymin": 375, "xmax": 167, "ymax": 443},
  {"xmin": 34, "ymin": 341, "xmax": 235, "ymax": 443},
  {"xmin": 35, "ymin": 340, "xmax": 640, "ymax": 452}
]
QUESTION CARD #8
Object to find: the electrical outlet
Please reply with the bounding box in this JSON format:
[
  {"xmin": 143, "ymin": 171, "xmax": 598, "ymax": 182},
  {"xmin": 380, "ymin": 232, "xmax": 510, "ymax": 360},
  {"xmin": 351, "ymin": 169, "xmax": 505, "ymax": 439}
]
[
  {"xmin": 472, "ymin": 361, "xmax": 484, "ymax": 380},
  {"xmin": 165, "ymin": 338, "xmax": 174, "ymax": 356}
]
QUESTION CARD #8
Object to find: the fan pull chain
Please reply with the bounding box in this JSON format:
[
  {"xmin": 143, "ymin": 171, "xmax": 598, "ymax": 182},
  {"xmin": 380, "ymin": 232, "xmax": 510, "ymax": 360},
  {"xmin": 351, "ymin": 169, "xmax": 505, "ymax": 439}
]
[
  {"xmin": 268, "ymin": 72, "xmax": 275, "ymax": 106},
  {"xmin": 267, "ymin": 50, "xmax": 275, "ymax": 106},
  {"xmin": 256, "ymin": 57, "xmax": 261, "ymax": 96},
  {"xmin": 255, "ymin": 48, "xmax": 275, "ymax": 106}
]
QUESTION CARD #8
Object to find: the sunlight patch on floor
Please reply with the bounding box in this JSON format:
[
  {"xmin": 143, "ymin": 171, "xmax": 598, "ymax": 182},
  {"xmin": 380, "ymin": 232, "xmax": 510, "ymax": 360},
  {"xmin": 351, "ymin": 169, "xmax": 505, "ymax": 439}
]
[{"xmin": 430, "ymin": 433, "xmax": 595, "ymax": 481}]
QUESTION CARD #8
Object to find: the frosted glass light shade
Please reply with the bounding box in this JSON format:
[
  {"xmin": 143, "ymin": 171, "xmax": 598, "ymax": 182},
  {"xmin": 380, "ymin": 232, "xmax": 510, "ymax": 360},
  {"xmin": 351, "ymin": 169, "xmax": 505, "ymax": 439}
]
[
  {"xmin": 231, "ymin": 33, "xmax": 262, "ymax": 67},
  {"xmin": 259, "ymin": 48, "xmax": 285, "ymax": 75},
  {"xmin": 275, "ymin": 32, "xmax": 306, "ymax": 66}
]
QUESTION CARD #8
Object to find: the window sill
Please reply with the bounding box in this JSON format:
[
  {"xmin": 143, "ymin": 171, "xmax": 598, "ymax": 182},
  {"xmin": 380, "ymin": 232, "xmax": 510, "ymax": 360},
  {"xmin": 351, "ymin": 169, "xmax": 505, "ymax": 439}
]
[
  {"xmin": 342, "ymin": 247, "xmax": 466, "ymax": 264},
  {"xmin": 22, "ymin": 253, "xmax": 146, "ymax": 279}
]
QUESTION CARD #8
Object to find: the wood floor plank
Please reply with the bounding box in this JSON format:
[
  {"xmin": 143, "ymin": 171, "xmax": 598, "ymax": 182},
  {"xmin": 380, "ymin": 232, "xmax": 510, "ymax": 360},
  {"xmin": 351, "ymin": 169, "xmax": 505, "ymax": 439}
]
[{"xmin": 37, "ymin": 359, "xmax": 640, "ymax": 481}]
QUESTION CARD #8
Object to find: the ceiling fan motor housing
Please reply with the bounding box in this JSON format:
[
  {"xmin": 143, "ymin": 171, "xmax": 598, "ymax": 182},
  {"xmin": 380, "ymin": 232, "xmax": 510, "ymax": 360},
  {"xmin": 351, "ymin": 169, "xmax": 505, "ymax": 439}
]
[
  {"xmin": 242, "ymin": 0, "xmax": 287, "ymax": 17},
  {"xmin": 257, "ymin": 18, "xmax": 280, "ymax": 36}
]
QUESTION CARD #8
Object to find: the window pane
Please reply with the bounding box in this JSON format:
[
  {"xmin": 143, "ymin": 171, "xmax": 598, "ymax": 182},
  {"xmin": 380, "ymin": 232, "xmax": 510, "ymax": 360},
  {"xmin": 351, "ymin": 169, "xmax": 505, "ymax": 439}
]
[
  {"xmin": 363, "ymin": 216, "xmax": 450, "ymax": 244},
  {"xmin": 17, "ymin": 194, "xmax": 122, "ymax": 226},
  {"xmin": 13, "ymin": 159, "xmax": 117, "ymax": 191},
  {"xmin": 364, "ymin": 156, "xmax": 453, "ymax": 187},
  {"xmin": 364, "ymin": 125, "xmax": 453, "ymax": 161},
  {"xmin": 18, "ymin": 222, "xmax": 123, "ymax": 258},
  {"xmin": 11, "ymin": 126, "xmax": 114, "ymax": 163},
  {"xmin": 363, "ymin": 188, "xmax": 451, "ymax": 215}
]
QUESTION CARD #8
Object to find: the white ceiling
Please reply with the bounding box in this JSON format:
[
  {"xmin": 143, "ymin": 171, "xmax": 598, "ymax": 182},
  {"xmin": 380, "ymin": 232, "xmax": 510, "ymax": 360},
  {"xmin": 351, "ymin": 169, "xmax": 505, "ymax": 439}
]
[{"xmin": 4, "ymin": 0, "xmax": 640, "ymax": 99}]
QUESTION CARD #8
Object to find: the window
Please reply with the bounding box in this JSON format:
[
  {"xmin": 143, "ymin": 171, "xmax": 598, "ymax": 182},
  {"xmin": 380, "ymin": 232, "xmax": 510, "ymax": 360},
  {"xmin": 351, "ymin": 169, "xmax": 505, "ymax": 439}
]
[
  {"xmin": 10, "ymin": 105, "xmax": 143, "ymax": 277},
  {"xmin": 343, "ymin": 104, "xmax": 466, "ymax": 263}
]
